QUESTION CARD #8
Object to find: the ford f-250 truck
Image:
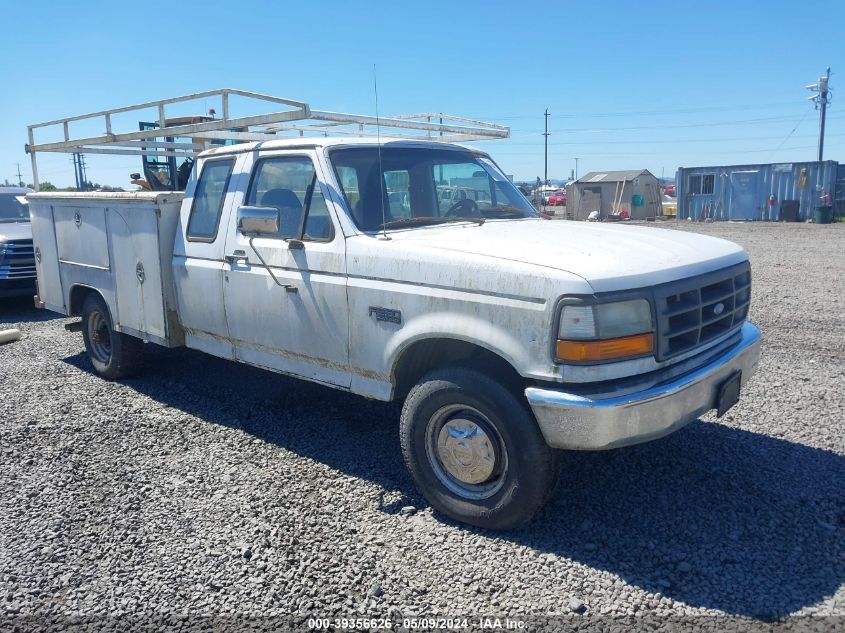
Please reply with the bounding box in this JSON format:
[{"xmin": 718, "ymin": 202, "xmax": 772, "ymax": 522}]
[{"xmin": 28, "ymin": 137, "xmax": 761, "ymax": 529}]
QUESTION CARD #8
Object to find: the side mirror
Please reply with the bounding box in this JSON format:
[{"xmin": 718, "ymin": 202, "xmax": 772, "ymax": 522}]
[{"xmin": 237, "ymin": 205, "xmax": 279, "ymax": 235}]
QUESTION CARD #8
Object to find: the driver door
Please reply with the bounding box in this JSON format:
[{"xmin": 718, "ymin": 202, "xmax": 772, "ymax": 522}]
[{"xmin": 221, "ymin": 150, "xmax": 350, "ymax": 387}]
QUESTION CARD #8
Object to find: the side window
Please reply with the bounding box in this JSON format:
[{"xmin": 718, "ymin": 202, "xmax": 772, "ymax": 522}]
[
  {"xmin": 492, "ymin": 181, "xmax": 517, "ymax": 207},
  {"xmin": 435, "ymin": 162, "xmax": 494, "ymax": 213},
  {"xmin": 247, "ymin": 156, "xmax": 333, "ymax": 241},
  {"xmin": 186, "ymin": 158, "xmax": 235, "ymax": 240}
]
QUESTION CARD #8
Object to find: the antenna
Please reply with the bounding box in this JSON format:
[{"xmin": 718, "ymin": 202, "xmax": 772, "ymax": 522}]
[{"xmin": 373, "ymin": 64, "xmax": 389, "ymax": 240}]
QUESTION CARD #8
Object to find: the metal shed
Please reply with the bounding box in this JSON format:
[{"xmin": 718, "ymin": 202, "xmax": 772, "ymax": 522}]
[
  {"xmin": 567, "ymin": 169, "xmax": 663, "ymax": 220},
  {"xmin": 675, "ymin": 160, "xmax": 841, "ymax": 221}
]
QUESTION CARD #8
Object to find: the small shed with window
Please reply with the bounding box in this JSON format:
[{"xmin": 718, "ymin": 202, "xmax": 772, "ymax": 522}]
[
  {"xmin": 675, "ymin": 160, "xmax": 841, "ymax": 221},
  {"xmin": 566, "ymin": 169, "xmax": 663, "ymax": 220}
]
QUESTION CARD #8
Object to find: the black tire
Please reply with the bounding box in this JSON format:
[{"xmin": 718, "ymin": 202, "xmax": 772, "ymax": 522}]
[
  {"xmin": 81, "ymin": 293, "xmax": 144, "ymax": 380},
  {"xmin": 400, "ymin": 367, "xmax": 559, "ymax": 530}
]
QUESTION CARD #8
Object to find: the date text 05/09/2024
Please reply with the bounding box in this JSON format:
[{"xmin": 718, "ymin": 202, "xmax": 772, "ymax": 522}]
[{"xmin": 307, "ymin": 617, "xmax": 526, "ymax": 630}]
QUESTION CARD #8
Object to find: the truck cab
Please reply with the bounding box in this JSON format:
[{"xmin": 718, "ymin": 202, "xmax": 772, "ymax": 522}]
[{"xmin": 28, "ymin": 137, "xmax": 761, "ymax": 530}]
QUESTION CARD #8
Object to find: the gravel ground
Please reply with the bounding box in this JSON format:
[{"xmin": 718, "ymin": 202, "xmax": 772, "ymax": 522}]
[{"xmin": 1, "ymin": 221, "xmax": 843, "ymax": 631}]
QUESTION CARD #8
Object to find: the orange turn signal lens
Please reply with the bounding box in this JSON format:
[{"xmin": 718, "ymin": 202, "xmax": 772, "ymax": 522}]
[{"xmin": 556, "ymin": 333, "xmax": 654, "ymax": 362}]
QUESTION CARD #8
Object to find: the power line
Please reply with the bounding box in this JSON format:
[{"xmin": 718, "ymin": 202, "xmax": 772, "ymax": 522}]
[
  {"xmin": 765, "ymin": 105, "xmax": 816, "ymax": 162},
  {"xmin": 540, "ymin": 113, "xmax": 840, "ymax": 134},
  {"xmin": 496, "ymin": 143, "xmax": 831, "ymax": 158},
  {"xmin": 510, "ymin": 109, "xmax": 842, "ymax": 133},
  {"xmin": 502, "ymin": 131, "xmax": 845, "ymax": 147},
  {"xmin": 474, "ymin": 100, "xmax": 814, "ymax": 121}
]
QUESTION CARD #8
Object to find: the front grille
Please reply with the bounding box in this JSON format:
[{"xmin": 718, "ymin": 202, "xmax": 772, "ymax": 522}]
[
  {"xmin": 0, "ymin": 239, "xmax": 36, "ymax": 280},
  {"xmin": 654, "ymin": 261, "xmax": 751, "ymax": 361}
]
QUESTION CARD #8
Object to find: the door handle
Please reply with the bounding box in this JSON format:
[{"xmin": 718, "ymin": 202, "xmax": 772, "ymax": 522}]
[{"xmin": 224, "ymin": 250, "xmax": 248, "ymax": 265}]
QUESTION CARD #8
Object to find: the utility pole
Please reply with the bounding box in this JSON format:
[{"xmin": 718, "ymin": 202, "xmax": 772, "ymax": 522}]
[
  {"xmin": 817, "ymin": 67, "xmax": 830, "ymax": 162},
  {"xmin": 72, "ymin": 153, "xmax": 89, "ymax": 191},
  {"xmin": 806, "ymin": 67, "xmax": 832, "ymax": 202},
  {"xmin": 15, "ymin": 163, "xmax": 23, "ymax": 187},
  {"xmin": 807, "ymin": 67, "xmax": 831, "ymax": 160},
  {"xmin": 72, "ymin": 154, "xmax": 81, "ymax": 190},
  {"xmin": 574, "ymin": 157, "xmax": 580, "ymax": 181},
  {"xmin": 543, "ymin": 109, "xmax": 550, "ymax": 186}
]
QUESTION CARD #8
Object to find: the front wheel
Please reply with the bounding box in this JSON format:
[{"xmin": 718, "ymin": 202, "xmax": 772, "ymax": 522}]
[
  {"xmin": 400, "ymin": 368, "xmax": 559, "ymax": 530},
  {"xmin": 81, "ymin": 293, "xmax": 144, "ymax": 380}
]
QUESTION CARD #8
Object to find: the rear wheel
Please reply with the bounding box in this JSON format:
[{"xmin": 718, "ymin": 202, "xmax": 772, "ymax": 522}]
[
  {"xmin": 81, "ymin": 293, "xmax": 144, "ymax": 380},
  {"xmin": 400, "ymin": 367, "xmax": 559, "ymax": 530}
]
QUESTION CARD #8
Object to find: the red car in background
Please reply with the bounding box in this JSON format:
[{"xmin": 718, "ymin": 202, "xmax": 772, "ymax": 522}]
[
  {"xmin": 548, "ymin": 189, "xmax": 567, "ymax": 206},
  {"xmin": 662, "ymin": 184, "xmax": 676, "ymax": 197}
]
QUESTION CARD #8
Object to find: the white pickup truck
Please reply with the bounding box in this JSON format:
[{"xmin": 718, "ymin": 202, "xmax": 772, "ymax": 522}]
[{"xmin": 28, "ymin": 137, "xmax": 761, "ymax": 529}]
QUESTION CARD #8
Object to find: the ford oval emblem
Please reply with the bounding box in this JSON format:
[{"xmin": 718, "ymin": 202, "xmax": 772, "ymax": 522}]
[{"xmin": 713, "ymin": 302, "xmax": 726, "ymax": 316}]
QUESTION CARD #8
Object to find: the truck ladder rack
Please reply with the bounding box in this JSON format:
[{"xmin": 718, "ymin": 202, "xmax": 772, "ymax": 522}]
[{"xmin": 25, "ymin": 88, "xmax": 509, "ymax": 191}]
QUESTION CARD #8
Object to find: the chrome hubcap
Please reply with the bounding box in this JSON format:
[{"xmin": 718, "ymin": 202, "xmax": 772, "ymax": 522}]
[
  {"xmin": 437, "ymin": 418, "xmax": 496, "ymax": 485},
  {"xmin": 425, "ymin": 405, "xmax": 507, "ymax": 500}
]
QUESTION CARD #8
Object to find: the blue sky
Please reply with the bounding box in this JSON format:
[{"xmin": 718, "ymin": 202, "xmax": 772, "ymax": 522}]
[{"xmin": 1, "ymin": 0, "xmax": 843, "ymax": 188}]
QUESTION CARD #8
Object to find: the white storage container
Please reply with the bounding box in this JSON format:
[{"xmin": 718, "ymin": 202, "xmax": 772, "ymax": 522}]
[{"xmin": 27, "ymin": 191, "xmax": 185, "ymax": 347}]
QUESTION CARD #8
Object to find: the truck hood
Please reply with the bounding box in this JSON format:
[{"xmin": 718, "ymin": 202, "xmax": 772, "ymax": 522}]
[
  {"xmin": 383, "ymin": 219, "xmax": 748, "ymax": 292},
  {"xmin": 0, "ymin": 221, "xmax": 32, "ymax": 242}
]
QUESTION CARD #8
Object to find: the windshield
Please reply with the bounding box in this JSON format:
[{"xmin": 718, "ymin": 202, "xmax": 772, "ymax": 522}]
[
  {"xmin": 0, "ymin": 194, "xmax": 30, "ymax": 223},
  {"xmin": 329, "ymin": 146, "xmax": 537, "ymax": 231}
]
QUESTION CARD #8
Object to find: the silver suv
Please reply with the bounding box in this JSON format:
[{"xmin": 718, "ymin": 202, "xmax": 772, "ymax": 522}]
[{"xmin": 0, "ymin": 187, "xmax": 36, "ymax": 299}]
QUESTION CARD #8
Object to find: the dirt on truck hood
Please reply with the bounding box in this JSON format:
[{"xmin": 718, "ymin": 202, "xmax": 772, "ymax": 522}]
[{"xmin": 385, "ymin": 219, "xmax": 749, "ymax": 293}]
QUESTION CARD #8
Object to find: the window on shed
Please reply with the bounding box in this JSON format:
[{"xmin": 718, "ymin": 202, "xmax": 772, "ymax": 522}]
[
  {"xmin": 186, "ymin": 158, "xmax": 235, "ymax": 240},
  {"xmin": 688, "ymin": 173, "xmax": 715, "ymax": 195},
  {"xmin": 688, "ymin": 175, "xmax": 701, "ymax": 195}
]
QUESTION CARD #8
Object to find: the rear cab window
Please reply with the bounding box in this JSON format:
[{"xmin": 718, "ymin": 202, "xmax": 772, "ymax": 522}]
[{"xmin": 186, "ymin": 158, "xmax": 235, "ymax": 241}]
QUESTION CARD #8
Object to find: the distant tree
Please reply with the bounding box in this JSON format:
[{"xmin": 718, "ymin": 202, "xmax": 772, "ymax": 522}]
[{"xmin": 38, "ymin": 182, "xmax": 58, "ymax": 191}]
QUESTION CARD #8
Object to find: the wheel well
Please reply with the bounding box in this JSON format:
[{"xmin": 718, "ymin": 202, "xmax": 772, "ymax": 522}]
[
  {"xmin": 68, "ymin": 285, "xmax": 99, "ymax": 317},
  {"xmin": 392, "ymin": 339, "xmax": 524, "ymax": 400}
]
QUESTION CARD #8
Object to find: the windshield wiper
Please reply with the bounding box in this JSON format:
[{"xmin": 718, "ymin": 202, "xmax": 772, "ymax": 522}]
[
  {"xmin": 378, "ymin": 216, "xmax": 485, "ymax": 230},
  {"xmin": 481, "ymin": 206, "xmax": 530, "ymax": 217}
]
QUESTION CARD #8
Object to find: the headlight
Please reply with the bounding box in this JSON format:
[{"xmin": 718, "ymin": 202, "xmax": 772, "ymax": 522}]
[
  {"xmin": 556, "ymin": 298, "xmax": 654, "ymax": 362},
  {"xmin": 557, "ymin": 305, "xmax": 596, "ymax": 339}
]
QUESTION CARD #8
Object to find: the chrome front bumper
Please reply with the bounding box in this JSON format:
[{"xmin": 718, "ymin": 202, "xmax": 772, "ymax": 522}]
[{"xmin": 525, "ymin": 323, "xmax": 762, "ymax": 450}]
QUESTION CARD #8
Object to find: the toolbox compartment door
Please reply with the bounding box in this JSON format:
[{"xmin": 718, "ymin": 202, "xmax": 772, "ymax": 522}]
[
  {"xmin": 28, "ymin": 201, "xmax": 64, "ymax": 311},
  {"xmin": 109, "ymin": 207, "xmax": 167, "ymax": 340}
]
